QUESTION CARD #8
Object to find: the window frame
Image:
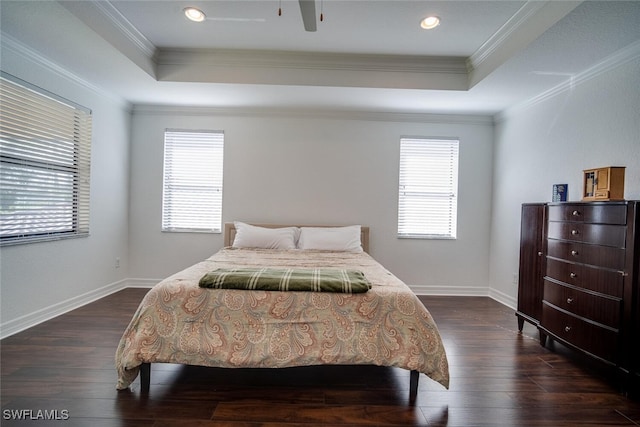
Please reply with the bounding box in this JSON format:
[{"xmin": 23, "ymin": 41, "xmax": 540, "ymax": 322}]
[
  {"xmin": 161, "ymin": 129, "xmax": 224, "ymax": 234},
  {"xmin": 0, "ymin": 72, "xmax": 92, "ymax": 246},
  {"xmin": 397, "ymin": 136, "xmax": 459, "ymax": 240}
]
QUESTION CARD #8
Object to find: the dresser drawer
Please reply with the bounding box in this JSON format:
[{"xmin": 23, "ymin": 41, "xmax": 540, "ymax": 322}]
[
  {"xmin": 547, "ymin": 204, "xmax": 627, "ymax": 224},
  {"xmin": 545, "ymin": 258, "xmax": 624, "ymax": 297},
  {"xmin": 547, "ymin": 240, "xmax": 626, "ymax": 270},
  {"xmin": 543, "ymin": 280, "xmax": 621, "ymax": 328},
  {"xmin": 547, "ymin": 222, "xmax": 626, "ymax": 247},
  {"xmin": 542, "ymin": 303, "xmax": 618, "ymax": 363}
]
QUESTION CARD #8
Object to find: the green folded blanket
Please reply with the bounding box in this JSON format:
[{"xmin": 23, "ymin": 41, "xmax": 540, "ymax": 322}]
[{"xmin": 199, "ymin": 267, "xmax": 371, "ymax": 293}]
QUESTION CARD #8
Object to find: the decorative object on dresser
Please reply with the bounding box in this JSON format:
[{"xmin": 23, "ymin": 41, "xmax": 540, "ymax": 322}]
[
  {"xmin": 582, "ymin": 166, "xmax": 625, "ymax": 201},
  {"xmin": 552, "ymin": 184, "xmax": 568, "ymax": 202},
  {"xmin": 517, "ymin": 201, "xmax": 640, "ymax": 391}
]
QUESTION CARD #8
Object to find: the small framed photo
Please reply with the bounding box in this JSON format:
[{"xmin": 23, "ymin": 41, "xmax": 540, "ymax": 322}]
[{"xmin": 553, "ymin": 184, "xmax": 568, "ymax": 202}]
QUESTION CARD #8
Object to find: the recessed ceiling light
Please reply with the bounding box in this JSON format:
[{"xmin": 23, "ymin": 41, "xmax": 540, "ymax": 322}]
[
  {"xmin": 420, "ymin": 16, "xmax": 440, "ymax": 30},
  {"xmin": 184, "ymin": 7, "xmax": 206, "ymax": 22}
]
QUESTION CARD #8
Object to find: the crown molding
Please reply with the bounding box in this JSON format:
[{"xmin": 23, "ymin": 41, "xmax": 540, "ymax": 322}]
[
  {"xmin": 90, "ymin": 0, "xmax": 157, "ymax": 60},
  {"xmin": 156, "ymin": 48, "xmax": 469, "ymax": 90},
  {"xmin": 59, "ymin": 0, "xmax": 157, "ymax": 78},
  {"xmin": 0, "ymin": 32, "xmax": 130, "ymax": 110},
  {"xmin": 467, "ymin": 1, "xmax": 582, "ymax": 88},
  {"xmin": 496, "ymin": 40, "xmax": 640, "ymax": 122},
  {"xmin": 157, "ymin": 48, "xmax": 468, "ymax": 75},
  {"xmin": 468, "ymin": 1, "xmax": 548, "ymax": 72},
  {"xmin": 131, "ymin": 104, "xmax": 493, "ymax": 125}
]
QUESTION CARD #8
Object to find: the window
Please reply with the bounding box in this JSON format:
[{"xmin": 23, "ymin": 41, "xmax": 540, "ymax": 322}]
[
  {"xmin": 398, "ymin": 137, "xmax": 459, "ymax": 239},
  {"xmin": 0, "ymin": 73, "xmax": 92, "ymax": 246},
  {"xmin": 162, "ymin": 129, "xmax": 224, "ymax": 233}
]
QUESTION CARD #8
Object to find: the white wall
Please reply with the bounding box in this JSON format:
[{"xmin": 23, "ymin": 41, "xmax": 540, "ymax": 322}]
[
  {"xmin": 129, "ymin": 109, "xmax": 494, "ymax": 294},
  {"xmin": 1, "ymin": 0, "xmax": 637, "ymax": 340},
  {"xmin": 489, "ymin": 56, "xmax": 640, "ymax": 307},
  {"xmin": 0, "ymin": 42, "xmax": 131, "ymax": 336}
]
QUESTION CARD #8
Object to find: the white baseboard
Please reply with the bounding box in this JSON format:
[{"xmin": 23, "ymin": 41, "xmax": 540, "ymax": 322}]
[
  {"xmin": 1, "ymin": 279, "xmax": 515, "ymax": 340},
  {"xmin": 410, "ymin": 284, "xmax": 490, "ymax": 297},
  {"xmin": 411, "ymin": 284, "xmax": 516, "ymax": 310},
  {"xmin": 126, "ymin": 278, "xmax": 162, "ymax": 288},
  {"xmin": 488, "ymin": 288, "xmax": 517, "ymax": 310},
  {"xmin": 0, "ymin": 279, "xmax": 129, "ymax": 340}
]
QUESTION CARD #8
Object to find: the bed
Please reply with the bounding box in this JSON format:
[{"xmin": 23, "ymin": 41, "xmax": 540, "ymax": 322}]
[{"xmin": 115, "ymin": 223, "xmax": 449, "ymax": 396}]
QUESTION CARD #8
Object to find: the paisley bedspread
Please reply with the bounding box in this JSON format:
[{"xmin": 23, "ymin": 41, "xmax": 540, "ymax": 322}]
[{"xmin": 115, "ymin": 248, "xmax": 449, "ymax": 389}]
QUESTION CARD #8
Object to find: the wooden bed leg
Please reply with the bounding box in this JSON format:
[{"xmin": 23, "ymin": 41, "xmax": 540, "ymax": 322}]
[
  {"xmin": 409, "ymin": 370, "xmax": 419, "ymax": 403},
  {"xmin": 140, "ymin": 363, "xmax": 150, "ymax": 393}
]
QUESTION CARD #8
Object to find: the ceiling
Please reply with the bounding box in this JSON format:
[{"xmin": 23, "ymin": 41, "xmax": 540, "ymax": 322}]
[{"xmin": 1, "ymin": 1, "xmax": 639, "ymax": 116}]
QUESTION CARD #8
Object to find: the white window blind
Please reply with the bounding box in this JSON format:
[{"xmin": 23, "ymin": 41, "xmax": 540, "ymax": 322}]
[
  {"xmin": 398, "ymin": 137, "xmax": 459, "ymax": 239},
  {"xmin": 0, "ymin": 73, "xmax": 92, "ymax": 246},
  {"xmin": 162, "ymin": 129, "xmax": 224, "ymax": 233}
]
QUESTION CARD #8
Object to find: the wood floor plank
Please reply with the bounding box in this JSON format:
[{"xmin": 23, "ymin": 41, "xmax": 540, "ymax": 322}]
[
  {"xmin": 419, "ymin": 406, "xmax": 637, "ymax": 426},
  {"xmin": 1, "ymin": 289, "xmax": 639, "ymax": 426},
  {"xmin": 213, "ymin": 402, "xmax": 429, "ymax": 425}
]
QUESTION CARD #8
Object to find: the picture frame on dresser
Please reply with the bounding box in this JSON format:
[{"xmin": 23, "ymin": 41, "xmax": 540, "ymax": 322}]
[{"xmin": 516, "ymin": 200, "xmax": 640, "ymax": 392}]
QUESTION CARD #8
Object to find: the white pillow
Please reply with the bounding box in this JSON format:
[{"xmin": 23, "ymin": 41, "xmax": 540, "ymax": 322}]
[
  {"xmin": 297, "ymin": 225, "xmax": 363, "ymax": 252},
  {"xmin": 232, "ymin": 222, "xmax": 298, "ymax": 250}
]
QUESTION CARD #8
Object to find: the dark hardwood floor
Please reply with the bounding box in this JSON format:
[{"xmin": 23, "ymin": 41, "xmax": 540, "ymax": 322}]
[{"xmin": 2, "ymin": 288, "xmax": 639, "ymax": 426}]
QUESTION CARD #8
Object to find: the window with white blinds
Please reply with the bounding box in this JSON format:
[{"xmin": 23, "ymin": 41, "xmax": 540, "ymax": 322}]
[
  {"xmin": 162, "ymin": 129, "xmax": 224, "ymax": 233},
  {"xmin": 0, "ymin": 73, "xmax": 92, "ymax": 246},
  {"xmin": 398, "ymin": 137, "xmax": 459, "ymax": 239}
]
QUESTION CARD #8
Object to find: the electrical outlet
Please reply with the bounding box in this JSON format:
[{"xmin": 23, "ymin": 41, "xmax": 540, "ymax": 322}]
[
  {"xmin": 512, "ymin": 273, "xmax": 518, "ymax": 285},
  {"xmin": 115, "ymin": 257, "xmax": 120, "ymax": 269}
]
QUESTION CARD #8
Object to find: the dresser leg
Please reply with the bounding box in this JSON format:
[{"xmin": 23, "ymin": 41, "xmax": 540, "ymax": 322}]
[
  {"xmin": 517, "ymin": 316, "xmax": 524, "ymax": 332},
  {"xmin": 538, "ymin": 330, "xmax": 547, "ymax": 347}
]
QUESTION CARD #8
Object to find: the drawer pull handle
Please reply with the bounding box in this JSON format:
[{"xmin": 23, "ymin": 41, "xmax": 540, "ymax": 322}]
[
  {"xmin": 570, "ymin": 272, "xmax": 577, "ymax": 278},
  {"xmin": 537, "ymin": 251, "xmax": 543, "ymax": 257},
  {"xmin": 572, "ymin": 210, "xmax": 580, "ymax": 216},
  {"xmin": 571, "ymin": 250, "xmax": 579, "ymax": 256},
  {"xmin": 571, "ymin": 229, "xmax": 579, "ymax": 235},
  {"xmin": 564, "ymin": 326, "xmax": 572, "ymax": 333},
  {"xmin": 567, "ymin": 298, "xmax": 573, "ymax": 304}
]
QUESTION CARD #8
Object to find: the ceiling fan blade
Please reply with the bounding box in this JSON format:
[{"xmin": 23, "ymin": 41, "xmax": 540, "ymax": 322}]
[
  {"xmin": 298, "ymin": 0, "xmax": 317, "ymax": 32},
  {"xmin": 208, "ymin": 17, "xmax": 266, "ymax": 23}
]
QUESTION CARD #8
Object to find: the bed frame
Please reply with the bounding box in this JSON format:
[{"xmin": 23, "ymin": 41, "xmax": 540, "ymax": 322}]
[{"xmin": 138, "ymin": 223, "xmax": 419, "ymax": 400}]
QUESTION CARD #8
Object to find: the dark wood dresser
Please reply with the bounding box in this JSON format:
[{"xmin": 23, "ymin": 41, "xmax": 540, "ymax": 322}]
[
  {"xmin": 517, "ymin": 201, "xmax": 640, "ymax": 389},
  {"xmin": 516, "ymin": 203, "xmax": 546, "ymax": 340}
]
